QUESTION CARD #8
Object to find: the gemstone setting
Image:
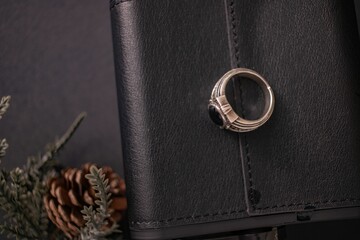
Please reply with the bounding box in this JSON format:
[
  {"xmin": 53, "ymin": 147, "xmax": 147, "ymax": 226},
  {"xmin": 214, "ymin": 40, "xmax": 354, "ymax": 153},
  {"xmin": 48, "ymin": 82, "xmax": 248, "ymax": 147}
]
[{"xmin": 208, "ymin": 104, "xmax": 224, "ymax": 127}]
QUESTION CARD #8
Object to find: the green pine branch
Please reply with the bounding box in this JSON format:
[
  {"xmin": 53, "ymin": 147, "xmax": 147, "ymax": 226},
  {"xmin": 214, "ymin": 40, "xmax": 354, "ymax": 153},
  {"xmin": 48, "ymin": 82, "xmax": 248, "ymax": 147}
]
[
  {"xmin": 0, "ymin": 139, "xmax": 8, "ymax": 159},
  {"xmin": 0, "ymin": 96, "xmax": 10, "ymax": 120},
  {"xmin": 80, "ymin": 166, "xmax": 121, "ymax": 240},
  {"xmin": 0, "ymin": 96, "xmax": 122, "ymax": 240},
  {"xmin": 0, "ymin": 96, "xmax": 10, "ymax": 162},
  {"xmin": 0, "ymin": 97, "xmax": 86, "ymax": 240},
  {"xmin": 42, "ymin": 112, "xmax": 87, "ymax": 163}
]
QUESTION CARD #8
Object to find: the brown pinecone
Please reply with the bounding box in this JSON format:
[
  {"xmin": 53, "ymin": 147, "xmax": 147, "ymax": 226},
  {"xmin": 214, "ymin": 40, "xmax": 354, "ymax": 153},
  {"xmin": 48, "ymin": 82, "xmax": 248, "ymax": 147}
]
[{"xmin": 43, "ymin": 163, "xmax": 127, "ymax": 239}]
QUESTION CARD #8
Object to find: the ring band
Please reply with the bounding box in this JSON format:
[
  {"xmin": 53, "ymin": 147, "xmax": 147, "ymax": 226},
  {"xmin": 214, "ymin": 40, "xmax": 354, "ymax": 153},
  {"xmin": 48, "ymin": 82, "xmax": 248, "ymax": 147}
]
[{"xmin": 208, "ymin": 68, "xmax": 275, "ymax": 132}]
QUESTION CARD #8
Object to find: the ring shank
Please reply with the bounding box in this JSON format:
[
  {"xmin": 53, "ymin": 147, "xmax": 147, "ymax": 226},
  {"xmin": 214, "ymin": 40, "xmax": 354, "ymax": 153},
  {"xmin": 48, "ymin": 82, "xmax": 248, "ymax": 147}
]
[{"xmin": 210, "ymin": 68, "xmax": 275, "ymax": 132}]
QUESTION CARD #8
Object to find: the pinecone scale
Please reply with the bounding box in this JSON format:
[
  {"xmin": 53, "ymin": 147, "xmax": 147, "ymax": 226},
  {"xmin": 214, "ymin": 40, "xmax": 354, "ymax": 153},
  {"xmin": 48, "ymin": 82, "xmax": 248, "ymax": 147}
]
[{"xmin": 44, "ymin": 163, "xmax": 126, "ymax": 238}]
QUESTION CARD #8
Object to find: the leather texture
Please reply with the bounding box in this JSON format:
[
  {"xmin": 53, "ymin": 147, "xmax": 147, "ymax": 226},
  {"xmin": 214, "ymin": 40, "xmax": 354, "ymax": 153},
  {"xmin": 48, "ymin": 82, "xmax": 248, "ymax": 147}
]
[
  {"xmin": 356, "ymin": 0, "xmax": 360, "ymax": 38},
  {"xmin": 111, "ymin": 0, "xmax": 360, "ymax": 236},
  {"xmin": 231, "ymin": 0, "xmax": 360, "ymax": 215},
  {"xmin": 111, "ymin": 0, "xmax": 248, "ymax": 228}
]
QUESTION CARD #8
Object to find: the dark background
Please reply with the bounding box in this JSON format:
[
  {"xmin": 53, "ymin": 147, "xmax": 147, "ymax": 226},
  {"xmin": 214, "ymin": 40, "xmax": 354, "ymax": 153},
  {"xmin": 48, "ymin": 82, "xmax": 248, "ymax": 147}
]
[
  {"xmin": 0, "ymin": 1, "xmax": 122, "ymax": 173},
  {"xmin": 0, "ymin": 1, "xmax": 358, "ymax": 239}
]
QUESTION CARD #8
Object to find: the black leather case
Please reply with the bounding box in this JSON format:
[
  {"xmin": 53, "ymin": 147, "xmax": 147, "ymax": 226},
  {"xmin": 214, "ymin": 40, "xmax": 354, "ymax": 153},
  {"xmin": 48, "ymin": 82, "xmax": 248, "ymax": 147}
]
[{"xmin": 110, "ymin": 0, "xmax": 360, "ymax": 239}]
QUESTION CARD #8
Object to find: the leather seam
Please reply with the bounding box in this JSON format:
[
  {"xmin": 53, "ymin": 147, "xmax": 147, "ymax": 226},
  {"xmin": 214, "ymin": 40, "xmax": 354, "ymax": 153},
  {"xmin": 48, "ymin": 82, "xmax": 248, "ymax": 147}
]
[
  {"xmin": 229, "ymin": 0, "xmax": 240, "ymax": 66},
  {"xmin": 130, "ymin": 209, "xmax": 247, "ymax": 225},
  {"xmin": 229, "ymin": 0, "xmax": 255, "ymax": 209},
  {"xmin": 130, "ymin": 199, "xmax": 360, "ymax": 225},
  {"xmin": 110, "ymin": 0, "xmax": 133, "ymax": 9},
  {"xmin": 255, "ymin": 198, "xmax": 360, "ymax": 210}
]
